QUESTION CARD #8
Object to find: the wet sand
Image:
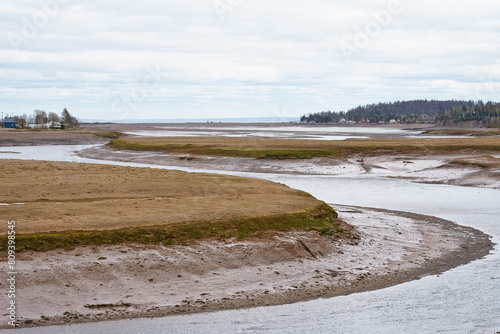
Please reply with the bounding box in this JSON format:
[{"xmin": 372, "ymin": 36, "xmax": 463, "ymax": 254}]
[
  {"xmin": 1, "ymin": 206, "xmax": 492, "ymax": 329},
  {"xmin": 80, "ymin": 146, "xmax": 500, "ymax": 189}
]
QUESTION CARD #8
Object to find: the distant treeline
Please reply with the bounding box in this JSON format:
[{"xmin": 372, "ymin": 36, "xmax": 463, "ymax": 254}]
[
  {"xmin": 300, "ymin": 100, "xmax": 500, "ymax": 127},
  {"xmin": 3, "ymin": 108, "xmax": 79, "ymax": 129}
]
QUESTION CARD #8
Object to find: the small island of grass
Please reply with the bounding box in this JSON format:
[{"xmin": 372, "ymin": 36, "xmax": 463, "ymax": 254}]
[
  {"xmin": 108, "ymin": 136, "xmax": 500, "ymax": 159},
  {"xmin": 0, "ymin": 159, "xmax": 343, "ymax": 251}
]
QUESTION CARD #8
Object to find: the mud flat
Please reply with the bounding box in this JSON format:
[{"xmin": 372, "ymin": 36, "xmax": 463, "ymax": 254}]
[
  {"xmin": 360, "ymin": 153, "xmax": 500, "ymax": 189},
  {"xmin": 80, "ymin": 144, "xmax": 500, "ymax": 189},
  {"xmin": 106, "ymin": 136, "xmax": 500, "ymax": 159},
  {"xmin": 0, "ymin": 129, "xmax": 108, "ymax": 146},
  {"xmin": 0, "ymin": 158, "xmax": 344, "ymax": 328},
  {"xmin": 0, "ymin": 130, "xmax": 495, "ymax": 329},
  {"xmin": 0, "ymin": 205, "xmax": 491, "ymax": 329}
]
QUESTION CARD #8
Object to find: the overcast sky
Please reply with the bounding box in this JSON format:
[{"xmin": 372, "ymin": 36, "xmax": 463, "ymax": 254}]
[{"xmin": 1, "ymin": 0, "xmax": 499, "ymax": 121}]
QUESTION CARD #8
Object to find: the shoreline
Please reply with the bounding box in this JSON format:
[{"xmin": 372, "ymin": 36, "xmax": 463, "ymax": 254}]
[
  {"xmin": 0, "ymin": 129, "xmax": 108, "ymax": 147},
  {"xmin": 1, "ymin": 205, "xmax": 493, "ymax": 329},
  {"xmin": 79, "ymin": 145, "xmax": 500, "ymax": 189}
]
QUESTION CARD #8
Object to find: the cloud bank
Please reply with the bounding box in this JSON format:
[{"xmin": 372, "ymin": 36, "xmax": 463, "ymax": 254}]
[{"xmin": 1, "ymin": 0, "xmax": 499, "ymax": 120}]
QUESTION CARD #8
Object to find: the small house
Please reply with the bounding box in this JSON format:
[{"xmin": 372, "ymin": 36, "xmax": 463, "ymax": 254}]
[{"xmin": 4, "ymin": 117, "xmax": 16, "ymax": 128}]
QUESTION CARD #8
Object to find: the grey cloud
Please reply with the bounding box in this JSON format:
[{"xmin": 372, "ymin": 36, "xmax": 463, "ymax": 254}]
[{"xmin": 1, "ymin": 0, "xmax": 499, "ymax": 119}]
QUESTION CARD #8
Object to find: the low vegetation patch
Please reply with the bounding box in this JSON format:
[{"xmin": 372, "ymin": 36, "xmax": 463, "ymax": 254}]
[
  {"xmin": 108, "ymin": 136, "xmax": 500, "ymax": 159},
  {"xmin": 1, "ymin": 203, "xmax": 340, "ymax": 252},
  {"xmin": 423, "ymin": 129, "xmax": 500, "ymax": 136},
  {"xmin": 0, "ymin": 160, "xmax": 343, "ymax": 251},
  {"xmin": 86, "ymin": 130, "xmax": 126, "ymax": 139},
  {"xmin": 451, "ymin": 155, "xmax": 500, "ymax": 169}
]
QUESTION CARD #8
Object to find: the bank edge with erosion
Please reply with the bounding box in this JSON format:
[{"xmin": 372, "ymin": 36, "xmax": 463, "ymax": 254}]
[
  {"xmin": 0, "ymin": 129, "xmax": 110, "ymax": 146},
  {"xmin": 0, "ymin": 158, "xmax": 341, "ymax": 328},
  {"xmin": 0, "ymin": 159, "xmax": 342, "ymax": 251},
  {"xmin": 81, "ymin": 136, "xmax": 500, "ymax": 189},
  {"xmin": 1, "ymin": 205, "xmax": 492, "ymax": 329},
  {"xmin": 107, "ymin": 136, "xmax": 500, "ymax": 159}
]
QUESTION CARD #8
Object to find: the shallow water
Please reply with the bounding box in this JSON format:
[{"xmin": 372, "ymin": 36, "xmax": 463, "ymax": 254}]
[
  {"xmin": 1, "ymin": 146, "xmax": 500, "ymax": 333},
  {"xmin": 124, "ymin": 125, "xmax": 423, "ymax": 140},
  {"xmin": 154, "ymin": 125, "xmax": 419, "ymax": 134},
  {"xmin": 124, "ymin": 129, "xmax": 370, "ymax": 141}
]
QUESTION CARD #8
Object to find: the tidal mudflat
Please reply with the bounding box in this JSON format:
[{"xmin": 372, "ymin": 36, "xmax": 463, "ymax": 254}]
[{"xmin": 0, "ymin": 126, "xmax": 498, "ymax": 331}]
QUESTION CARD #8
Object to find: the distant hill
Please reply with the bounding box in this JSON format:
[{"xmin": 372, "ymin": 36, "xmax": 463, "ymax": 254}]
[{"xmin": 301, "ymin": 100, "xmax": 500, "ymax": 127}]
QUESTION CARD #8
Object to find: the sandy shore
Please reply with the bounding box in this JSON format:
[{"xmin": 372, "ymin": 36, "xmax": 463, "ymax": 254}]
[{"xmin": 1, "ymin": 205, "xmax": 492, "ymax": 329}]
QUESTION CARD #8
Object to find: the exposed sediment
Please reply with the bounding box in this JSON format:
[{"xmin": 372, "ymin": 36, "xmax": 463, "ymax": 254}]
[
  {"xmin": 1, "ymin": 205, "xmax": 492, "ymax": 329},
  {"xmin": 0, "ymin": 129, "xmax": 496, "ymax": 329},
  {"xmin": 79, "ymin": 145, "xmax": 500, "ymax": 189}
]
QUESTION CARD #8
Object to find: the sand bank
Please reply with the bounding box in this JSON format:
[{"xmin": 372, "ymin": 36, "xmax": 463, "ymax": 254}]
[
  {"xmin": 79, "ymin": 146, "xmax": 500, "ymax": 189},
  {"xmin": 0, "ymin": 129, "xmax": 108, "ymax": 146},
  {"xmin": 0, "ymin": 205, "xmax": 492, "ymax": 329}
]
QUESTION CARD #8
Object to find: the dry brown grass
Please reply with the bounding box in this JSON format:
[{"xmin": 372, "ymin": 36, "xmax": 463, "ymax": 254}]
[
  {"xmin": 423, "ymin": 129, "xmax": 500, "ymax": 136},
  {"xmin": 0, "ymin": 160, "xmax": 340, "ymax": 250},
  {"xmin": 0, "ymin": 129, "xmax": 106, "ymax": 146},
  {"xmin": 109, "ymin": 136, "xmax": 500, "ymax": 159},
  {"xmin": 451, "ymin": 155, "xmax": 500, "ymax": 169}
]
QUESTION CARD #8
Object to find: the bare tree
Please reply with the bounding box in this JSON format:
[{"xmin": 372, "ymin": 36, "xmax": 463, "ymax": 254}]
[
  {"xmin": 61, "ymin": 108, "xmax": 79, "ymax": 128},
  {"xmin": 48, "ymin": 112, "xmax": 60, "ymax": 123},
  {"xmin": 27, "ymin": 113, "xmax": 34, "ymax": 125},
  {"xmin": 13, "ymin": 115, "xmax": 27, "ymax": 128},
  {"xmin": 34, "ymin": 110, "xmax": 48, "ymax": 125},
  {"xmin": 48, "ymin": 112, "xmax": 61, "ymax": 128}
]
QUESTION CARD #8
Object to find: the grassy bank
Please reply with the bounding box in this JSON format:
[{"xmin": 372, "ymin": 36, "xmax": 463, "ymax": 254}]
[
  {"xmin": 84, "ymin": 129, "xmax": 126, "ymax": 139},
  {"xmin": 0, "ymin": 160, "xmax": 342, "ymax": 251},
  {"xmin": 451, "ymin": 155, "xmax": 500, "ymax": 169},
  {"xmin": 423, "ymin": 129, "xmax": 500, "ymax": 136},
  {"xmin": 1, "ymin": 203, "xmax": 340, "ymax": 252},
  {"xmin": 108, "ymin": 137, "xmax": 500, "ymax": 159}
]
